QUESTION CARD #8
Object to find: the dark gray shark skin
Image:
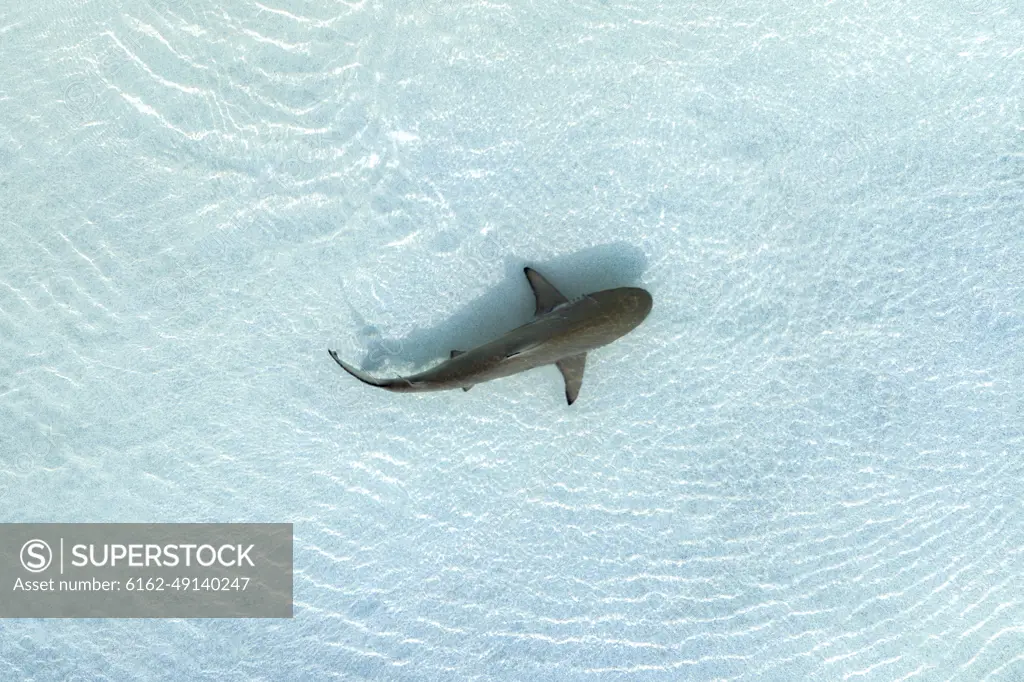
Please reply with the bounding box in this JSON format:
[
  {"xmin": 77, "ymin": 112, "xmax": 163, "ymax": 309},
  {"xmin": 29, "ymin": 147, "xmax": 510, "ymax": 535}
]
[{"xmin": 328, "ymin": 267, "xmax": 652, "ymax": 405}]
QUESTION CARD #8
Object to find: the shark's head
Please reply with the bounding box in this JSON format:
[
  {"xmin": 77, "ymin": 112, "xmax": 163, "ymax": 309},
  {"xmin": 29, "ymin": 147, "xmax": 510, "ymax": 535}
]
[
  {"xmin": 591, "ymin": 287, "xmax": 653, "ymax": 326},
  {"xmin": 562, "ymin": 286, "xmax": 652, "ymax": 346}
]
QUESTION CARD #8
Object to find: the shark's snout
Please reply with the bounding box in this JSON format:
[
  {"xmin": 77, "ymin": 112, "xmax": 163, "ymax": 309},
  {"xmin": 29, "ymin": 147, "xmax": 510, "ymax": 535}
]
[
  {"xmin": 595, "ymin": 286, "xmax": 652, "ymax": 324},
  {"xmin": 625, "ymin": 287, "xmax": 653, "ymax": 321}
]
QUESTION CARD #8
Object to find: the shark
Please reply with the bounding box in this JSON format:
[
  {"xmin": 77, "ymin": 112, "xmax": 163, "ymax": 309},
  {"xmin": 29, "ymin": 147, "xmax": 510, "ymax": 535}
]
[{"xmin": 328, "ymin": 267, "xmax": 653, "ymax": 405}]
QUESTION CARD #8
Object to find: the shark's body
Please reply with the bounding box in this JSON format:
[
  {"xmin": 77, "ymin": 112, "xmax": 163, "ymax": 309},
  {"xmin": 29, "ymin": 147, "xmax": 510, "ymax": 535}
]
[{"xmin": 328, "ymin": 267, "xmax": 652, "ymax": 404}]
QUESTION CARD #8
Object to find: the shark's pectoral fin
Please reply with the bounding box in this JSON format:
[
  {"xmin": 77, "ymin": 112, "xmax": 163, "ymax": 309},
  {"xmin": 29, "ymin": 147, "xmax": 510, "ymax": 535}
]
[
  {"xmin": 450, "ymin": 350, "xmax": 464, "ymax": 358},
  {"xmin": 556, "ymin": 353, "xmax": 587, "ymax": 406},
  {"xmin": 463, "ymin": 385, "xmax": 473, "ymax": 392},
  {"xmin": 524, "ymin": 267, "xmax": 569, "ymax": 316}
]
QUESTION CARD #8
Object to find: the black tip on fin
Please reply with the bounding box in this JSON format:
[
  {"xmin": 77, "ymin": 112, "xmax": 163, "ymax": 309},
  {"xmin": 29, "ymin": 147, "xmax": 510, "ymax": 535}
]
[
  {"xmin": 450, "ymin": 350, "xmax": 464, "ymax": 358},
  {"xmin": 462, "ymin": 385, "xmax": 473, "ymax": 392},
  {"xmin": 556, "ymin": 353, "xmax": 586, "ymax": 406}
]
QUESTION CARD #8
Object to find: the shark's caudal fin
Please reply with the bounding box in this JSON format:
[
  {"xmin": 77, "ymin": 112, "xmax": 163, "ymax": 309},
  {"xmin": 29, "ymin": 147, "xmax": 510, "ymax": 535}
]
[
  {"xmin": 556, "ymin": 353, "xmax": 587, "ymax": 405},
  {"xmin": 328, "ymin": 349, "xmax": 389, "ymax": 388},
  {"xmin": 524, "ymin": 267, "xmax": 569, "ymax": 315}
]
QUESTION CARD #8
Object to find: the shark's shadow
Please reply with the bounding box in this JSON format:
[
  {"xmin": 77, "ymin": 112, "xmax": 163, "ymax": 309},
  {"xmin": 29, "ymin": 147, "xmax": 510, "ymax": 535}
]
[{"xmin": 342, "ymin": 242, "xmax": 649, "ymax": 375}]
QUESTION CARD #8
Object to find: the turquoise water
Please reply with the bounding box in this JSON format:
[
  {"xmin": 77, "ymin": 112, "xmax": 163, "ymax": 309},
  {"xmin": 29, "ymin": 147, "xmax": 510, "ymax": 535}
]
[{"xmin": 2, "ymin": 0, "xmax": 1023, "ymax": 679}]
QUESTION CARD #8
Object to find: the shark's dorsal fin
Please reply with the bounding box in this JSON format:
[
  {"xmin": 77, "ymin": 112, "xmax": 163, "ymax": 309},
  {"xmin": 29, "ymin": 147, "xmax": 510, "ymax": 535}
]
[
  {"xmin": 556, "ymin": 353, "xmax": 587, "ymax": 406},
  {"xmin": 463, "ymin": 385, "xmax": 473, "ymax": 392},
  {"xmin": 524, "ymin": 267, "xmax": 569, "ymax": 316}
]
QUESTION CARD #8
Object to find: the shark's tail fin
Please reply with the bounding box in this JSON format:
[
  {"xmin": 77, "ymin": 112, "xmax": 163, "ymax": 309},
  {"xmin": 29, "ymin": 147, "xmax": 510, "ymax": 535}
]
[{"xmin": 328, "ymin": 349, "xmax": 391, "ymax": 388}]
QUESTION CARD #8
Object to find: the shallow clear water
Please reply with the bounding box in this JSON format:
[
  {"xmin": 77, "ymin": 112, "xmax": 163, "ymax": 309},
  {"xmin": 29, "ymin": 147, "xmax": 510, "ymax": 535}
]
[{"xmin": 1, "ymin": 0, "xmax": 1023, "ymax": 679}]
